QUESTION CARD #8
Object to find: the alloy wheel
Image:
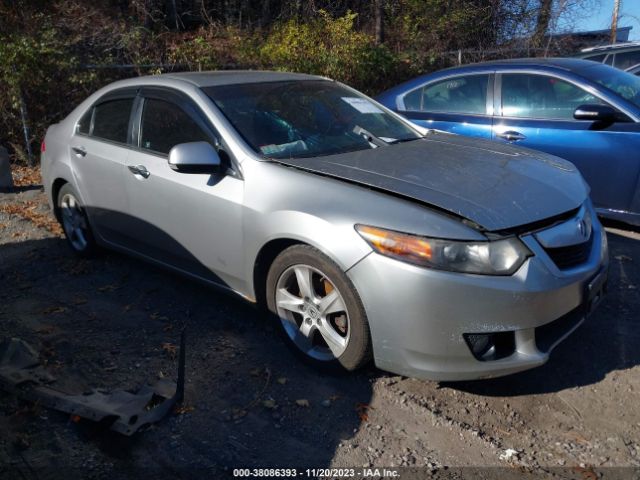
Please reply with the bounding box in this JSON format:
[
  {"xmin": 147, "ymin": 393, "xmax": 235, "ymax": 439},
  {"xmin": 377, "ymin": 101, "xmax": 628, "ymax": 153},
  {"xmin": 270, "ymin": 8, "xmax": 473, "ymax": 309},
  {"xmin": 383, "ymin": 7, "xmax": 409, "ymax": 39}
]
[{"xmin": 275, "ymin": 264, "xmax": 351, "ymax": 361}]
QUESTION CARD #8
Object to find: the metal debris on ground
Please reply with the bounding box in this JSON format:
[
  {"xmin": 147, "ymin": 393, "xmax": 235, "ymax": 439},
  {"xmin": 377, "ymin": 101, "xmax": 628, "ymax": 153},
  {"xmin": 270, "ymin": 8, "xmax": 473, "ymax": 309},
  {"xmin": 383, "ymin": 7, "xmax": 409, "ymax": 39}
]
[{"xmin": 0, "ymin": 331, "xmax": 185, "ymax": 436}]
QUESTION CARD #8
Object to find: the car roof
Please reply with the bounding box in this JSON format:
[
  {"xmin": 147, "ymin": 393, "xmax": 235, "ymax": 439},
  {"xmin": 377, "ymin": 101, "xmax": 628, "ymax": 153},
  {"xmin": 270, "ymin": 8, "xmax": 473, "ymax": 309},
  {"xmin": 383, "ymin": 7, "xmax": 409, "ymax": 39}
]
[
  {"xmin": 160, "ymin": 70, "xmax": 327, "ymax": 87},
  {"xmin": 581, "ymin": 41, "xmax": 640, "ymax": 53},
  {"xmin": 441, "ymin": 57, "xmax": 597, "ymax": 72}
]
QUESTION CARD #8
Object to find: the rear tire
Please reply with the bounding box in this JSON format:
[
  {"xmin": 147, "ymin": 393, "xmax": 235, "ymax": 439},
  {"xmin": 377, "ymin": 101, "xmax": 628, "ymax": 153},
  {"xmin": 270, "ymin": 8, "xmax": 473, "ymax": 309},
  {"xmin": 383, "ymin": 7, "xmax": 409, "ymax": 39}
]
[
  {"xmin": 57, "ymin": 184, "xmax": 97, "ymax": 257},
  {"xmin": 266, "ymin": 244, "xmax": 372, "ymax": 371}
]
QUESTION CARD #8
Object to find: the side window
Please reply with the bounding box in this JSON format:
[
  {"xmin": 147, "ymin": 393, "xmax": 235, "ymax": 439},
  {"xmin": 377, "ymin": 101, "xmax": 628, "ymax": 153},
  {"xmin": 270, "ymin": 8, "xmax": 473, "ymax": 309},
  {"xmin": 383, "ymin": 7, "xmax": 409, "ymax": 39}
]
[
  {"xmin": 403, "ymin": 75, "xmax": 489, "ymax": 115},
  {"xmin": 140, "ymin": 98, "xmax": 211, "ymax": 155},
  {"xmin": 92, "ymin": 98, "xmax": 134, "ymax": 143},
  {"xmin": 501, "ymin": 74, "xmax": 606, "ymax": 120},
  {"xmin": 77, "ymin": 108, "xmax": 93, "ymax": 135},
  {"xmin": 614, "ymin": 50, "xmax": 640, "ymax": 70},
  {"xmin": 583, "ymin": 53, "xmax": 606, "ymax": 63}
]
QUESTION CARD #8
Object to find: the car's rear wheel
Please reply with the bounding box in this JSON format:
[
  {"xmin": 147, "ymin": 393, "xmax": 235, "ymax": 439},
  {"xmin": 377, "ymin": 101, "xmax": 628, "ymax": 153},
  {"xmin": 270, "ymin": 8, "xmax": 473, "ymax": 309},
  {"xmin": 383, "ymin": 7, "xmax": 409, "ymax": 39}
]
[
  {"xmin": 266, "ymin": 245, "xmax": 372, "ymax": 371},
  {"xmin": 57, "ymin": 184, "xmax": 97, "ymax": 256}
]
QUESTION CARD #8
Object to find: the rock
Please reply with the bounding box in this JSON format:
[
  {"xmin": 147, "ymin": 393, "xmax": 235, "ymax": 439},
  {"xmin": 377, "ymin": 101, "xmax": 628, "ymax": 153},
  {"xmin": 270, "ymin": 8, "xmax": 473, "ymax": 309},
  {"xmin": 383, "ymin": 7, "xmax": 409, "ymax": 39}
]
[{"xmin": 0, "ymin": 146, "xmax": 13, "ymax": 193}]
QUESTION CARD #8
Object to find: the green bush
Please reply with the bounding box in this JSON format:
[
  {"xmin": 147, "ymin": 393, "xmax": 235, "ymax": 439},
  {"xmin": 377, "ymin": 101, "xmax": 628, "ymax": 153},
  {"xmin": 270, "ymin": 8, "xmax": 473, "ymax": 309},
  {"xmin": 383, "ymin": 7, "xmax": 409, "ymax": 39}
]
[{"xmin": 260, "ymin": 10, "xmax": 400, "ymax": 94}]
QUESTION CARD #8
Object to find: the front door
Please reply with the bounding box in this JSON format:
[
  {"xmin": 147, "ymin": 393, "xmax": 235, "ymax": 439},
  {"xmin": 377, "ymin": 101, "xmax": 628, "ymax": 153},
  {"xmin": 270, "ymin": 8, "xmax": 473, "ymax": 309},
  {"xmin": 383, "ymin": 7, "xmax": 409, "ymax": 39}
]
[
  {"xmin": 493, "ymin": 72, "xmax": 640, "ymax": 212},
  {"xmin": 123, "ymin": 89, "xmax": 245, "ymax": 291}
]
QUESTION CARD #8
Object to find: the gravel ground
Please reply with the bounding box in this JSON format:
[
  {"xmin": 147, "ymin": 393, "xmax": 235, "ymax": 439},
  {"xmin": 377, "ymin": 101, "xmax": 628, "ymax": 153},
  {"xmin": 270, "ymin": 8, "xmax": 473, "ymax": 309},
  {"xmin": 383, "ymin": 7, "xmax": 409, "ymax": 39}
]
[{"xmin": 0, "ymin": 180, "xmax": 639, "ymax": 479}]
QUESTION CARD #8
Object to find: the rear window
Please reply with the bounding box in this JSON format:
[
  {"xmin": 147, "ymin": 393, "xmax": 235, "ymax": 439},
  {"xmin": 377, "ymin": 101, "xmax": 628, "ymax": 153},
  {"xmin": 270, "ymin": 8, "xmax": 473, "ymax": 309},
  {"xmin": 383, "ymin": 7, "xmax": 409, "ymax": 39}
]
[
  {"xmin": 91, "ymin": 98, "xmax": 134, "ymax": 144},
  {"xmin": 583, "ymin": 53, "xmax": 606, "ymax": 63},
  {"xmin": 614, "ymin": 50, "xmax": 640, "ymax": 70}
]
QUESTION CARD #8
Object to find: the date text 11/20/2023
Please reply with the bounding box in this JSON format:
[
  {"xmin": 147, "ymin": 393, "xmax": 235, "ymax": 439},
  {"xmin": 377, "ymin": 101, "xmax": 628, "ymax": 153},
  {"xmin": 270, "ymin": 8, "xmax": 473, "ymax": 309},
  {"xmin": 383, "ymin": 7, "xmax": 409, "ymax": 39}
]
[{"xmin": 232, "ymin": 467, "xmax": 400, "ymax": 478}]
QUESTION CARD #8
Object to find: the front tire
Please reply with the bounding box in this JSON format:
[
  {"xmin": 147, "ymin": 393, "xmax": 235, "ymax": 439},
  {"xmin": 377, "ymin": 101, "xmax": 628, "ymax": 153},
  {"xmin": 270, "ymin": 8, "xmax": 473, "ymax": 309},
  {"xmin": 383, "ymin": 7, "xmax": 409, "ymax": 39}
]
[
  {"xmin": 266, "ymin": 245, "xmax": 372, "ymax": 371},
  {"xmin": 57, "ymin": 184, "xmax": 97, "ymax": 257}
]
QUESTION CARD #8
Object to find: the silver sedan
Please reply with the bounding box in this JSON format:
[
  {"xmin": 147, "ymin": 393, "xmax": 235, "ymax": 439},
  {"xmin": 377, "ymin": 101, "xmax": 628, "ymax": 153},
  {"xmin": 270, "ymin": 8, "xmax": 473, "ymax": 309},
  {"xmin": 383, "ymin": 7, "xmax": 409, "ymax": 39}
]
[{"xmin": 42, "ymin": 71, "xmax": 609, "ymax": 380}]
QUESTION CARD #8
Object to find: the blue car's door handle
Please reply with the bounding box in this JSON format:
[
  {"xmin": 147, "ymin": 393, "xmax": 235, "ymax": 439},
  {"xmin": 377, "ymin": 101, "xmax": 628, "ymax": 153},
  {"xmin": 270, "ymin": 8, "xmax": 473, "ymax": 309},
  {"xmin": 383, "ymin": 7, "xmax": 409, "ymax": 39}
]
[{"xmin": 497, "ymin": 131, "xmax": 527, "ymax": 141}]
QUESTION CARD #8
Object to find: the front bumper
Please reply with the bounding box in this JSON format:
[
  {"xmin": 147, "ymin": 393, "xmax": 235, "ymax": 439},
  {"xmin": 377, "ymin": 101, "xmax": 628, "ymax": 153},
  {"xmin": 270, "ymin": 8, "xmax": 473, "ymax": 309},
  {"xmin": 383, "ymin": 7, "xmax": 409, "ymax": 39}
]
[{"xmin": 347, "ymin": 218, "xmax": 609, "ymax": 381}]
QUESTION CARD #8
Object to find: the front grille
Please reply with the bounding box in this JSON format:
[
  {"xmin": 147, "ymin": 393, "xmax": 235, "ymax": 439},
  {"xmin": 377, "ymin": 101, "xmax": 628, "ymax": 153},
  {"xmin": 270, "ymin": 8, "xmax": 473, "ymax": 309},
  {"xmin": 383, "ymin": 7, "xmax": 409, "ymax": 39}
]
[{"xmin": 543, "ymin": 233, "xmax": 593, "ymax": 270}]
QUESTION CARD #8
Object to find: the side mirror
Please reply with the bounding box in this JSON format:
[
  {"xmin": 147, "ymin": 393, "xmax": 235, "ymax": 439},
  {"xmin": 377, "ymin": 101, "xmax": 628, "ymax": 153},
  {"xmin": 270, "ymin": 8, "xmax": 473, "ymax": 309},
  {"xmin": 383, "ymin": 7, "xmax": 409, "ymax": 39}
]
[
  {"xmin": 168, "ymin": 141, "xmax": 221, "ymax": 174},
  {"xmin": 573, "ymin": 104, "xmax": 617, "ymax": 122}
]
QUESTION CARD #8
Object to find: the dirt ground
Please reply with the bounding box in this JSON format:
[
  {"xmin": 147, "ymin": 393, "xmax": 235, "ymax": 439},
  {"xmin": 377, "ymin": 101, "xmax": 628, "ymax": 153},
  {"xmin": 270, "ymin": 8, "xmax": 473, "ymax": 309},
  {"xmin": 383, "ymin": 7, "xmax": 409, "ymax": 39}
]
[{"xmin": 1, "ymin": 173, "xmax": 639, "ymax": 479}]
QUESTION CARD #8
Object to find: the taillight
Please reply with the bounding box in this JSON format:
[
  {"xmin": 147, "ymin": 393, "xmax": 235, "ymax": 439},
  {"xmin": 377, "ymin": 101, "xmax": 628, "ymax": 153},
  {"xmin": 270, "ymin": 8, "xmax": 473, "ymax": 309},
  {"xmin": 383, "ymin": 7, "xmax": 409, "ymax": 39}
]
[{"xmin": 40, "ymin": 140, "xmax": 46, "ymax": 153}]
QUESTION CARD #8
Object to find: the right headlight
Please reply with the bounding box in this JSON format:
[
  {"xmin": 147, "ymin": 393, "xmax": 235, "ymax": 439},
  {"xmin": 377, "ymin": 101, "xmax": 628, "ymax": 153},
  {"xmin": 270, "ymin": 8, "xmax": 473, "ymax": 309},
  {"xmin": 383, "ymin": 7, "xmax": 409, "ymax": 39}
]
[{"xmin": 355, "ymin": 225, "xmax": 531, "ymax": 276}]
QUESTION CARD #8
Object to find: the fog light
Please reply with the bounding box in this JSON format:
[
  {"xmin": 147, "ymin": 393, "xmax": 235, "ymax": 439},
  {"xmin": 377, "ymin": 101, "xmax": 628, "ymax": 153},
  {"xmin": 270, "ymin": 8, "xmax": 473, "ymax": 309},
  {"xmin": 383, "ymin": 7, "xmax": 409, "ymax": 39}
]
[{"xmin": 464, "ymin": 332, "xmax": 515, "ymax": 361}]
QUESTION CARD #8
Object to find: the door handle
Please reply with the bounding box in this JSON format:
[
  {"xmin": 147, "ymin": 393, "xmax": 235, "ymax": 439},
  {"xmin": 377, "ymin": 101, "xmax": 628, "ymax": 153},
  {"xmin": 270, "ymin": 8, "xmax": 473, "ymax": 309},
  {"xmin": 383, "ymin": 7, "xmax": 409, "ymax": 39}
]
[
  {"xmin": 128, "ymin": 164, "xmax": 150, "ymax": 178},
  {"xmin": 497, "ymin": 131, "xmax": 527, "ymax": 142},
  {"xmin": 72, "ymin": 146, "xmax": 86, "ymax": 156}
]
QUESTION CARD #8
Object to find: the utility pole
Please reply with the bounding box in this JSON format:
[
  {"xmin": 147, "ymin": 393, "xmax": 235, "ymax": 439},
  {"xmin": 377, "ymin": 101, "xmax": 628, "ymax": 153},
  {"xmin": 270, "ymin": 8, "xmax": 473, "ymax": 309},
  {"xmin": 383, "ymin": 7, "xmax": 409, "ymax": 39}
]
[{"xmin": 611, "ymin": 0, "xmax": 621, "ymax": 44}]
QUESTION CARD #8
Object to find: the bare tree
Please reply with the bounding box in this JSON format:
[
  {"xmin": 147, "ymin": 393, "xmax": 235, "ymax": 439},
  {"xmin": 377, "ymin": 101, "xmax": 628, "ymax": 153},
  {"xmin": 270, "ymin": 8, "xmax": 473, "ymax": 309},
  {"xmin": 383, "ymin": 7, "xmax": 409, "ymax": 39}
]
[
  {"xmin": 534, "ymin": 0, "xmax": 553, "ymax": 46},
  {"xmin": 374, "ymin": 0, "xmax": 384, "ymax": 44}
]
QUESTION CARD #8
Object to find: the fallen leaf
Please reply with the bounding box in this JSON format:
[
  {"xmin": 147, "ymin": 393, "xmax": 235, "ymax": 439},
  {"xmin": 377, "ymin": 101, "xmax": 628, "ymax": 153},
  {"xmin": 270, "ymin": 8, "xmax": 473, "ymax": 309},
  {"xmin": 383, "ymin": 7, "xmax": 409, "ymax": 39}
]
[
  {"xmin": 70, "ymin": 415, "xmax": 82, "ymax": 423},
  {"xmin": 42, "ymin": 306, "xmax": 66, "ymax": 315},
  {"xmin": 295, "ymin": 399, "xmax": 310, "ymax": 407},
  {"xmin": 262, "ymin": 399, "xmax": 277, "ymax": 409},
  {"xmin": 355, "ymin": 402, "xmax": 372, "ymax": 422},
  {"xmin": 276, "ymin": 377, "xmax": 288, "ymax": 385},
  {"xmin": 161, "ymin": 342, "xmax": 177, "ymax": 359},
  {"xmin": 232, "ymin": 407, "xmax": 247, "ymax": 419},
  {"xmin": 35, "ymin": 325, "xmax": 55, "ymax": 334},
  {"xmin": 174, "ymin": 405, "xmax": 195, "ymax": 415},
  {"xmin": 163, "ymin": 323, "xmax": 174, "ymax": 332},
  {"xmin": 98, "ymin": 284, "xmax": 119, "ymax": 292},
  {"xmin": 250, "ymin": 367, "xmax": 262, "ymax": 377},
  {"xmin": 572, "ymin": 466, "xmax": 598, "ymax": 480},
  {"xmin": 72, "ymin": 297, "xmax": 87, "ymax": 305}
]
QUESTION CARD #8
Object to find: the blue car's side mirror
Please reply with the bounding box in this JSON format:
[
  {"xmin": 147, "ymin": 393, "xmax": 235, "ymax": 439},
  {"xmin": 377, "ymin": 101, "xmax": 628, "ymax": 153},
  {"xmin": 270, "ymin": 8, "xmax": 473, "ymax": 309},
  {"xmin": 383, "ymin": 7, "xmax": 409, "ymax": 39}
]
[{"xmin": 573, "ymin": 104, "xmax": 617, "ymax": 123}]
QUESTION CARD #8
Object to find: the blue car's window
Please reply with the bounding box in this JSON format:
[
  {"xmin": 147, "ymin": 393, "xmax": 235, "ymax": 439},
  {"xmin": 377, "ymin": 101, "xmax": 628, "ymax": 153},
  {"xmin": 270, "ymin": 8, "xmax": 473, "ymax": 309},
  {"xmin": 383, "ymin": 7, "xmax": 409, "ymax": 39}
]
[
  {"xmin": 501, "ymin": 74, "xmax": 606, "ymax": 120},
  {"xmin": 403, "ymin": 75, "xmax": 489, "ymax": 115},
  {"xmin": 581, "ymin": 64, "xmax": 640, "ymax": 109},
  {"xmin": 614, "ymin": 50, "xmax": 640, "ymax": 70},
  {"xmin": 583, "ymin": 53, "xmax": 606, "ymax": 63},
  {"xmin": 204, "ymin": 80, "xmax": 419, "ymax": 159}
]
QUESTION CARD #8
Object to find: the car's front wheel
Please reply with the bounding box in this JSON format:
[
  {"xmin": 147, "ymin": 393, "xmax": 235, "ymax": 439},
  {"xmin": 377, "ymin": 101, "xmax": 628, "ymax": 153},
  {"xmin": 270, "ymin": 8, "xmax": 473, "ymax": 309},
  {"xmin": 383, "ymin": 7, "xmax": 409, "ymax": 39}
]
[
  {"xmin": 57, "ymin": 184, "xmax": 97, "ymax": 256},
  {"xmin": 266, "ymin": 245, "xmax": 372, "ymax": 371}
]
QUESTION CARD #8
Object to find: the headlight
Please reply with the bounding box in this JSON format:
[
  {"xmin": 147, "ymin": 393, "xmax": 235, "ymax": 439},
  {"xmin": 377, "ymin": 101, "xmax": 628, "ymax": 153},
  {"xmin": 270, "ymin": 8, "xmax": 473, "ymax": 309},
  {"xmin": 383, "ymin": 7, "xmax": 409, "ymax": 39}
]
[{"xmin": 355, "ymin": 225, "xmax": 531, "ymax": 275}]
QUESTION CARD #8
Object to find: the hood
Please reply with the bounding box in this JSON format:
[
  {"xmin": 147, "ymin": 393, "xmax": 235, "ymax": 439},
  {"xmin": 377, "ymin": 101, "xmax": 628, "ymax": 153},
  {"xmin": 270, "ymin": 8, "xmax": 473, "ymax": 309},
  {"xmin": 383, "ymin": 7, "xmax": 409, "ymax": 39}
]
[{"xmin": 273, "ymin": 132, "xmax": 588, "ymax": 231}]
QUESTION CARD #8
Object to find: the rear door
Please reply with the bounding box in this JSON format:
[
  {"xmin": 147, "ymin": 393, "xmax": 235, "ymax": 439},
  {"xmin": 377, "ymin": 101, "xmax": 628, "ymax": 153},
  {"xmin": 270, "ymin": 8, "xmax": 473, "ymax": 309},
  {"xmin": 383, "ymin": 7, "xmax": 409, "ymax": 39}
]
[
  {"xmin": 492, "ymin": 72, "xmax": 640, "ymax": 213},
  {"xmin": 70, "ymin": 89, "xmax": 136, "ymax": 245},
  {"xmin": 123, "ymin": 88, "xmax": 245, "ymax": 289},
  {"xmin": 396, "ymin": 73, "xmax": 494, "ymax": 138}
]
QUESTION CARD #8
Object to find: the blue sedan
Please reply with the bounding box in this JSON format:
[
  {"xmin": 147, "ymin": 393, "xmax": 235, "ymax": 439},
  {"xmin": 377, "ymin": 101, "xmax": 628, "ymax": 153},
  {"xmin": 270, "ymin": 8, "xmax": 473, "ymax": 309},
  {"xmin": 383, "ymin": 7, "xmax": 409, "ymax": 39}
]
[{"xmin": 377, "ymin": 58, "xmax": 640, "ymax": 226}]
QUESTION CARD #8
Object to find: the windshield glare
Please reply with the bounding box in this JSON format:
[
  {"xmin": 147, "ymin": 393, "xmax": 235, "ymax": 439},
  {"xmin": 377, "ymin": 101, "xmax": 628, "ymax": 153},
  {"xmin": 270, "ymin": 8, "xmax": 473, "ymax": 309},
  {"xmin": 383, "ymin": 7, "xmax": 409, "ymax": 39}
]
[
  {"xmin": 581, "ymin": 64, "xmax": 640, "ymax": 109},
  {"xmin": 203, "ymin": 80, "xmax": 420, "ymax": 159}
]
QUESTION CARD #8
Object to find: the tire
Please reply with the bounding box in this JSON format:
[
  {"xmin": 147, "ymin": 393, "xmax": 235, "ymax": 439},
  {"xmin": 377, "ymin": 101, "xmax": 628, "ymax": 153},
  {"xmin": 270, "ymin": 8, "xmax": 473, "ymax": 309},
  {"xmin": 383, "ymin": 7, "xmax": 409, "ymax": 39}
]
[
  {"xmin": 56, "ymin": 184, "xmax": 97, "ymax": 257},
  {"xmin": 266, "ymin": 244, "xmax": 372, "ymax": 371}
]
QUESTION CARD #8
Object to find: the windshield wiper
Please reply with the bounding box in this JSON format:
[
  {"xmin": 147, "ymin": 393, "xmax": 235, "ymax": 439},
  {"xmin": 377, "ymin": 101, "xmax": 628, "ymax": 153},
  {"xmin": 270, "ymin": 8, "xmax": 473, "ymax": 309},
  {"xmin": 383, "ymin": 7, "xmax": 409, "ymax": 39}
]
[
  {"xmin": 352, "ymin": 125, "xmax": 389, "ymax": 147},
  {"xmin": 388, "ymin": 136, "xmax": 423, "ymax": 145}
]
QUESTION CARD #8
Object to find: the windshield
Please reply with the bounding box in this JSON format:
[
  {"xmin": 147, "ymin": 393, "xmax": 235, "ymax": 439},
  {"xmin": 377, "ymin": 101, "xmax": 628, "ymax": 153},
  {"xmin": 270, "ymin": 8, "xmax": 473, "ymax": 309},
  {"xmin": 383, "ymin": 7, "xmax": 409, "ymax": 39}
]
[
  {"xmin": 203, "ymin": 80, "xmax": 420, "ymax": 159},
  {"xmin": 580, "ymin": 64, "xmax": 640, "ymax": 110}
]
